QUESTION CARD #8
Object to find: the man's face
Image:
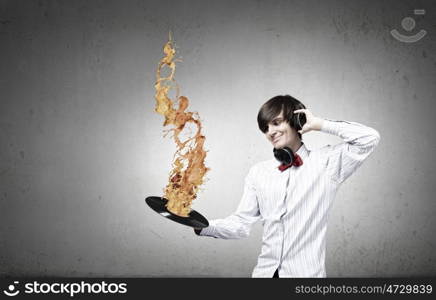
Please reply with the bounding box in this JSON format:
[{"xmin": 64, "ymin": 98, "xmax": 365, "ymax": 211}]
[{"xmin": 265, "ymin": 111, "xmax": 299, "ymax": 149}]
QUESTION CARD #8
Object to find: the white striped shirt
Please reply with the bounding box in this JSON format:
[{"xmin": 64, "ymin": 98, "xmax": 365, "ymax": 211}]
[{"xmin": 199, "ymin": 119, "xmax": 380, "ymax": 277}]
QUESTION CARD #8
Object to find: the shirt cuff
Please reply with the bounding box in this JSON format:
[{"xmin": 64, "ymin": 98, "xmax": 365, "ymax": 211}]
[{"xmin": 195, "ymin": 220, "xmax": 217, "ymax": 237}]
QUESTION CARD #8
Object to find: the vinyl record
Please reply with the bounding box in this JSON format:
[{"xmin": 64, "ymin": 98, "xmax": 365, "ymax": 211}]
[{"xmin": 145, "ymin": 196, "xmax": 209, "ymax": 228}]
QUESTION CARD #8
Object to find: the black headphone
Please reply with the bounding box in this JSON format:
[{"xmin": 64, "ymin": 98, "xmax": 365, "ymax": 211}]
[
  {"xmin": 293, "ymin": 103, "xmax": 307, "ymax": 132},
  {"xmin": 272, "ymin": 104, "xmax": 306, "ymax": 165},
  {"xmin": 273, "ymin": 147, "xmax": 295, "ymax": 165}
]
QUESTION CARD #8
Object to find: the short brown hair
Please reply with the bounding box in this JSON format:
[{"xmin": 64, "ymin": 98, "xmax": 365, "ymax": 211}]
[{"xmin": 257, "ymin": 95, "xmax": 306, "ymax": 140}]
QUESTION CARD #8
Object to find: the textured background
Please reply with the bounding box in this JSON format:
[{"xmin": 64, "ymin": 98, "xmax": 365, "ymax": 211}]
[{"xmin": 1, "ymin": 0, "xmax": 435, "ymax": 277}]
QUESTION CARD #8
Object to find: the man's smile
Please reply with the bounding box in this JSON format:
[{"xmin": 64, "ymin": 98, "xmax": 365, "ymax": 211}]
[{"xmin": 273, "ymin": 134, "xmax": 283, "ymax": 143}]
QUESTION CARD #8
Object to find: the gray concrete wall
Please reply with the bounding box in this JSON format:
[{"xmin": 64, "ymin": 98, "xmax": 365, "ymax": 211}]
[{"xmin": 1, "ymin": 0, "xmax": 435, "ymax": 277}]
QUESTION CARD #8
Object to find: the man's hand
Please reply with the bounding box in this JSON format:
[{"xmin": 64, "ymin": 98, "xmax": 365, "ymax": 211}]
[
  {"xmin": 293, "ymin": 109, "xmax": 324, "ymax": 135},
  {"xmin": 193, "ymin": 227, "xmax": 203, "ymax": 235}
]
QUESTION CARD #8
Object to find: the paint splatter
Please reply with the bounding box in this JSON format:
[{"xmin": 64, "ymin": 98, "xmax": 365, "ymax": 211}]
[{"xmin": 153, "ymin": 33, "xmax": 209, "ymax": 217}]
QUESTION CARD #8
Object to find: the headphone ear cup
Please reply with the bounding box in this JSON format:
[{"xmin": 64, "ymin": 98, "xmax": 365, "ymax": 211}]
[
  {"xmin": 294, "ymin": 104, "xmax": 307, "ymax": 130},
  {"xmin": 296, "ymin": 113, "xmax": 306, "ymax": 130},
  {"xmin": 273, "ymin": 147, "xmax": 294, "ymax": 165}
]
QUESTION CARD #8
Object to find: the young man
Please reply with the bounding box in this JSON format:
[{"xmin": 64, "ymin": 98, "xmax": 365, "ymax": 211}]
[{"xmin": 194, "ymin": 95, "xmax": 380, "ymax": 278}]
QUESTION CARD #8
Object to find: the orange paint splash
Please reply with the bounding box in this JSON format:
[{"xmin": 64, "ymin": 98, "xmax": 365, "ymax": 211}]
[{"xmin": 154, "ymin": 34, "xmax": 209, "ymax": 217}]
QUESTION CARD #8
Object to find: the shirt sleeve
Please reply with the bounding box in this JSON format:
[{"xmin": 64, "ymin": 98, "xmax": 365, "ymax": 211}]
[
  {"xmin": 320, "ymin": 119, "xmax": 381, "ymax": 184},
  {"xmin": 197, "ymin": 166, "xmax": 261, "ymax": 239}
]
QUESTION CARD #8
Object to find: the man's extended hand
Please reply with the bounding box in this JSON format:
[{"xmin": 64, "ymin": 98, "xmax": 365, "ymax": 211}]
[
  {"xmin": 193, "ymin": 227, "xmax": 203, "ymax": 235},
  {"xmin": 293, "ymin": 109, "xmax": 324, "ymax": 135}
]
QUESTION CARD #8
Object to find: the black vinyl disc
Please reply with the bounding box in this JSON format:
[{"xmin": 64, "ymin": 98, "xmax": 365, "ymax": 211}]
[{"xmin": 145, "ymin": 196, "xmax": 209, "ymax": 228}]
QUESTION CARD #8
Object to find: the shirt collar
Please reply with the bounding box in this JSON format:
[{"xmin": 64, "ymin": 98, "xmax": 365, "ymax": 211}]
[{"xmin": 295, "ymin": 142, "xmax": 309, "ymax": 161}]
